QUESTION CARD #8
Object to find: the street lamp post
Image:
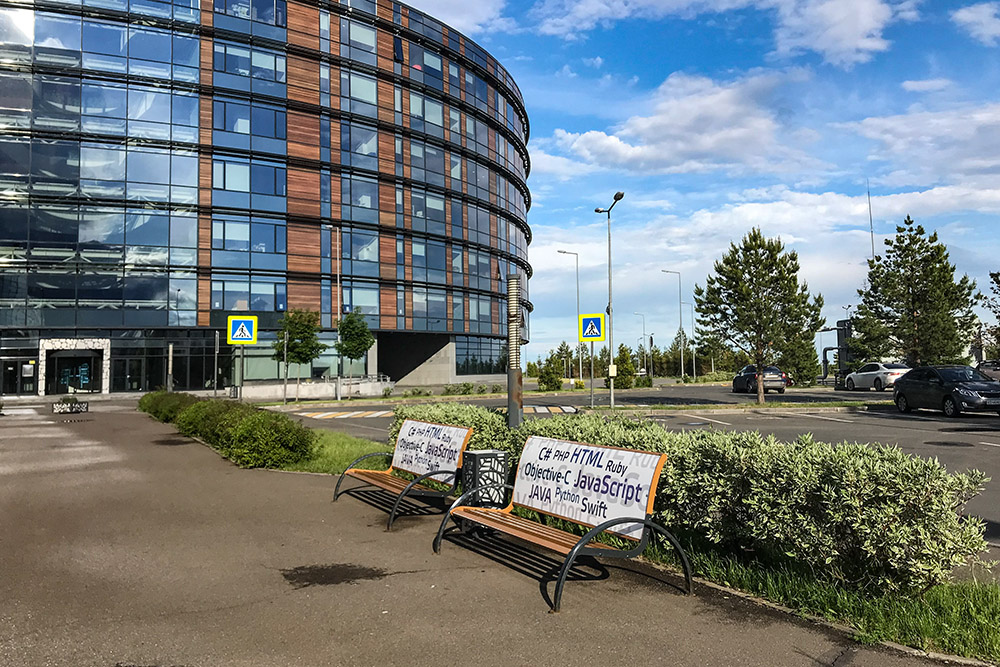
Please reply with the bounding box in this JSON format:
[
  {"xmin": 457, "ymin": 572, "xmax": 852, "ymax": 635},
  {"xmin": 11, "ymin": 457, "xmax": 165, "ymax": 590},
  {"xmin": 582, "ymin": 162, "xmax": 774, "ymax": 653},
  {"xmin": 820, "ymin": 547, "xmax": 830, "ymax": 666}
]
[
  {"xmin": 596, "ymin": 191, "xmax": 624, "ymax": 409},
  {"xmin": 557, "ymin": 249, "xmax": 582, "ymax": 382},
  {"xmin": 634, "ymin": 311, "xmax": 646, "ymax": 376},
  {"xmin": 661, "ymin": 269, "xmax": 683, "ymax": 377},
  {"xmin": 682, "ymin": 301, "xmax": 696, "ymax": 380}
]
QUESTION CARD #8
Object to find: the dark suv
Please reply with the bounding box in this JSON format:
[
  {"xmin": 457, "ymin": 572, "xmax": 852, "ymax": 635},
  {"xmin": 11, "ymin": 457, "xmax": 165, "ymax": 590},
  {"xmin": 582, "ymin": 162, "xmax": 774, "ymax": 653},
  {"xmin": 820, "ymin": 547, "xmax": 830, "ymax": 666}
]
[
  {"xmin": 976, "ymin": 360, "xmax": 1000, "ymax": 381},
  {"xmin": 893, "ymin": 365, "xmax": 1000, "ymax": 417},
  {"xmin": 732, "ymin": 365, "xmax": 786, "ymax": 394}
]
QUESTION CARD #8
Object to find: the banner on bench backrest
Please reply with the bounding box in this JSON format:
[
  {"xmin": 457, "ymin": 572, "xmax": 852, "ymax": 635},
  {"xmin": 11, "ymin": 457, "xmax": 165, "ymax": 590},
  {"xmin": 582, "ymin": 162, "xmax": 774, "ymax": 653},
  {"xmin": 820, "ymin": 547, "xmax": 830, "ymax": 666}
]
[
  {"xmin": 513, "ymin": 436, "xmax": 666, "ymax": 540},
  {"xmin": 392, "ymin": 420, "xmax": 473, "ymax": 481}
]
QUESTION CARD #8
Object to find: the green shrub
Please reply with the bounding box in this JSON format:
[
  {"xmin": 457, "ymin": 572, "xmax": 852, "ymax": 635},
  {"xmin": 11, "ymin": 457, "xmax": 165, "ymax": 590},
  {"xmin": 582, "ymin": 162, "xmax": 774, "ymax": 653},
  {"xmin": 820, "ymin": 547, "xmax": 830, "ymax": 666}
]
[
  {"xmin": 634, "ymin": 375, "xmax": 653, "ymax": 388},
  {"xmin": 491, "ymin": 383, "xmax": 503, "ymax": 393},
  {"xmin": 390, "ymin": 403, "xmax": 512, "ymax": 457},
  {"xmin": 223, "ymin": 410, "xmax": 315, "ymax": 468},
  {"xmin": 476, "ymin": 384, "xmax": 487, "ymax": 394},
  {"xmin": 386, "ymin": 405, "xmax": 989, "ymax": 593},
  {"xmin": 442, "ymin": 384, "xmax": 457, "ymax": 396},
  {"xmin": 174, "ymin": 399, "xmax": 254, "ymax": 446},
  {"xmin": 459, "ymin": 382, "xmax": 474, "ymax": 395},
  {"xmin": 59, "ymin": 395, "xmax": 80, "ymax": 405},
  {"xmin": 138, "ymin": 391, "xmax": 201, "ymax": 423},
  {"xmin": 402, "ymin": 387, "xmax": 432, "ymax": 397},
  {"xmin": 382, "ymin": 386, "xmax": 393, "ymax": 398},
  {"xmin": 573, "ymin": 379, "xmax": 585, "ymax": 390},
  {"xmin": 537, "ymin": 358, "xmax": 563, "ymax": 391}
]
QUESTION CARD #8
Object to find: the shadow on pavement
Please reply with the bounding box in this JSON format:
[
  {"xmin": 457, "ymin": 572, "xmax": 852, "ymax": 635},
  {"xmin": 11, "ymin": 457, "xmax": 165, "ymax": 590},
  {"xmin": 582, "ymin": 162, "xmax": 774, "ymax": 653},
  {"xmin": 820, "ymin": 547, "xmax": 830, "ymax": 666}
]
[{"xmin": 335, "ymin": 486, "xmax": 448, "ymax": 524}]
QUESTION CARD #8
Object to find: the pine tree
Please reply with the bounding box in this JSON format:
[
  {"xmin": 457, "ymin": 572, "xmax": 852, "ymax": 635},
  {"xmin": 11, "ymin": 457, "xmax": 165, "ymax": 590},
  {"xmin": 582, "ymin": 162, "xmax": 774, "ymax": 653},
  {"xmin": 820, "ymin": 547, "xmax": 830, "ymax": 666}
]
[
  {"xmin": 694, "ymin": 228, "xmax": 824, "ymax": 404},
  {"xmin": 853, "ymin": 217, "xmax": 978, "ymax": 367},
  {"xmin": 605, "ymin": 343, "xmax": 636, "ymax": 389}
]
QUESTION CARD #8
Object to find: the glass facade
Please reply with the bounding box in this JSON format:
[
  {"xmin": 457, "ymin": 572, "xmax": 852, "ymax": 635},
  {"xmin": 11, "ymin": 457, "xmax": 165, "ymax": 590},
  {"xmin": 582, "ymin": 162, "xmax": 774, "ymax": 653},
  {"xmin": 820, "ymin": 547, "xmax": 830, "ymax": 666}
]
[{"xmin": 0, "ymin": 0, "xmax": 531, "ymax": 393}]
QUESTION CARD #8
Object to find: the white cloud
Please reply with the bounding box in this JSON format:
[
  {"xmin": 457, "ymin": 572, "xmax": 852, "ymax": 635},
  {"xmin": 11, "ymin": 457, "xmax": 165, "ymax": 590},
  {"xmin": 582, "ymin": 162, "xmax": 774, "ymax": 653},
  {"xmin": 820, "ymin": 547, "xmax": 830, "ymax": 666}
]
[
  {"xmin": 528, "ymin": 0, "xmax": 913, "ymax": 67},
  {"xmin": 845, "ymin": 103, "xmax": 1000, "ymax": 186},
  {"xmin": 402, "ymin": 0, "xmax": 515, "ymax": 35},
  {"xmin": 583, "ymin": 56, "xmax": 604, "ymax": 68},
  {"xmin": 549, "ymin": 71, "xmax": 821, "ymax": 175},
  {"xmin": 528, "ymin": 148, "xmax": 599, "ymax": 180},
  {"xmin": 556, "ymin": 64, "xmax": 578, "ymax": 78},
  {"xmin": 900, "ymin": 78, "xmax": 952, "ymax": 92},
  {"xmin": 952, "ymin": 2, "xmax": 1000, "ymax": 45}
]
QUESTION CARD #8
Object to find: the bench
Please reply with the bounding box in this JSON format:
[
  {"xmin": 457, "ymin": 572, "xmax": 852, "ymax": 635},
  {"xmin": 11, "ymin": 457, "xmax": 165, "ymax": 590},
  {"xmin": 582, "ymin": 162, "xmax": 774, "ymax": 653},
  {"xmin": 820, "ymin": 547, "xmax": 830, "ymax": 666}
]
[
  {"xmin": 334, "ymin": 419, "xmax": 473, "ymax": 531},
  {"xmin": 433, "ymin": 435, "xmax": 693, "ymax": 611}
]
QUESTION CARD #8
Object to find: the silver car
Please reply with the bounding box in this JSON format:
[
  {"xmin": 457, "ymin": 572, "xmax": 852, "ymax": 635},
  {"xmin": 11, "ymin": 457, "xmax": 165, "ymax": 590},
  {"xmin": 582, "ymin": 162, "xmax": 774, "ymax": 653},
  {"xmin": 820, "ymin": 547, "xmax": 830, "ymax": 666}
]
[{"xmin": 845, "ymin": 362, "xmax": 910, "ymax": 392}]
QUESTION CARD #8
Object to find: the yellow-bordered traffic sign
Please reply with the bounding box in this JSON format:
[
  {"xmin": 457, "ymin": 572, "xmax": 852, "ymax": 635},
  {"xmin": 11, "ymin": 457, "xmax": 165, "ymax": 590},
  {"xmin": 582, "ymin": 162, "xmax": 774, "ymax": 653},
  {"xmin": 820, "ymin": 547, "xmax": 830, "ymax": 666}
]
[
  {"xmin": 227, "ymin": 315, "xmax": 258, "ymax": 344},
  {"xmin": 579, "ymin": 313, "xmax": 605, "ymax": 342}
]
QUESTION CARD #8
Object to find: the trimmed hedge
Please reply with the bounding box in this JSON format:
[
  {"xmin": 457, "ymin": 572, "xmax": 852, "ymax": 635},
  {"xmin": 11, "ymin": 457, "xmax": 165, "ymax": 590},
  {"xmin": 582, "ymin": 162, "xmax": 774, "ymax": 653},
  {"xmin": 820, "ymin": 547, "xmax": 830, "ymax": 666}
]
[
  {"xmin": 390, "ymin": 405, "xmax": 989, "ymax": 594},
  {"xmin": 139, "ymin": 392, "xmax": 315, "ymax": 468}
]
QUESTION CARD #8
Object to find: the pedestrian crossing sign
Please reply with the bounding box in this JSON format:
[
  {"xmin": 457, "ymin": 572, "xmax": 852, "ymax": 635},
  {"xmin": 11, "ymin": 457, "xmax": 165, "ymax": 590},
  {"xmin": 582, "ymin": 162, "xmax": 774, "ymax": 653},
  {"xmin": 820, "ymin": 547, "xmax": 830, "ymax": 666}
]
[
  {"xmin": 227, "ymin": 315, "xmax": 258, "ymax": 344},
  {"xmin": 579, "ymin": 313, "xmax": 605, "ymax": 342}
]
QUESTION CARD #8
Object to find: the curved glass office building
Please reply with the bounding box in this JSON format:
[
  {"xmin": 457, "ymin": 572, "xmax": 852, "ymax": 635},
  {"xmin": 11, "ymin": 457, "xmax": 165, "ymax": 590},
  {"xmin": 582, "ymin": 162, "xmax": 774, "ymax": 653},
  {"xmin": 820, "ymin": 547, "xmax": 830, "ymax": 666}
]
[{"xmin": 0, "ymin": 0, "xmax": 531, "ymax": 395}]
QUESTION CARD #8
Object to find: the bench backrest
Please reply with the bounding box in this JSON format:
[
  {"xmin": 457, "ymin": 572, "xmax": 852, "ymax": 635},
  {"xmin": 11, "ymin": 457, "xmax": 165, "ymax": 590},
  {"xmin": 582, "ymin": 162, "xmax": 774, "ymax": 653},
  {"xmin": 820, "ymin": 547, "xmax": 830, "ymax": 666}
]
[
  {"xmin": 512, "ymin": 436, "xmax": 667, "ymax": 540},
  {"xmin": 392, "ymin": 419, "xmax": 473, "ymax": 481}
]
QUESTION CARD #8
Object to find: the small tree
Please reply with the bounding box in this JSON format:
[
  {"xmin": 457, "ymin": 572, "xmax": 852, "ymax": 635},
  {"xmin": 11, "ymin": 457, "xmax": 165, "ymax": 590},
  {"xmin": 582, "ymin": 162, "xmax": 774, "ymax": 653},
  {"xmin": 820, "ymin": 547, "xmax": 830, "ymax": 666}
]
[
  {"xmin": 537, "ymin": 351, "xmax": 564, "ymax": 391},
  {"xmin": 272, "ymin": 309, "xmax": 328, "ymax": 401},
  {"xmin": 853, "ymin": 217, "xmax": 978, "ymax": 366},
  {"xmin": 694, "ymin": 228, "xmax": 824, "ymax": 404},
  {"xmin": 335, "ymin": 311, "xmax": 375, "ymax": 389},
  {"xmin": 525, "ymin": 359, "xmax": 540, "ymax": 377},
  {"xmin": 605, "ymin": 343, "xmax": 636, "ymax": 389}
]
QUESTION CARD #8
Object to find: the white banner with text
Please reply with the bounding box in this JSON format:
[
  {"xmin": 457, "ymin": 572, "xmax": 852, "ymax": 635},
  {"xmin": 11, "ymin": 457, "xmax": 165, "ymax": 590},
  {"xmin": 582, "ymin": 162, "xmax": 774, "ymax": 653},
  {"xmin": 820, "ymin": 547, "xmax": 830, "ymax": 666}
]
[
  {"xmin": 513, "ymin": 436, "xmax": 666, "ymax": 539},
  {"xmin": 392, "ymin": 420, "xmax": 473, "ymax": 481}
]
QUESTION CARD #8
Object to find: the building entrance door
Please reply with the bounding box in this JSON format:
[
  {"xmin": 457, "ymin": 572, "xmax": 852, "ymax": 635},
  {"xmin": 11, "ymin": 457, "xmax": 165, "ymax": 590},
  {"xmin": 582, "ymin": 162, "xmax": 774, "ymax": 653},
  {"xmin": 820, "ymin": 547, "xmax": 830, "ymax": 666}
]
[
  {"xmin": 46, "ymin": 352, "xmax": 102, "ymax": 394},
  {"xmin": 1, "ymin": 358, "xmax": 38, "ymax": 395}
]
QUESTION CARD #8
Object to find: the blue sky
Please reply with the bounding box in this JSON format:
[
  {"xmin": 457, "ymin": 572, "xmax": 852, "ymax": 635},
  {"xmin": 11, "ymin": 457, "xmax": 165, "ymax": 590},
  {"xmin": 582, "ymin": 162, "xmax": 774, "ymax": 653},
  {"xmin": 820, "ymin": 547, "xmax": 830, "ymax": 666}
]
[{"xmin": 408, "ymin": 0, "xmax": 1000, "ymax": 364}]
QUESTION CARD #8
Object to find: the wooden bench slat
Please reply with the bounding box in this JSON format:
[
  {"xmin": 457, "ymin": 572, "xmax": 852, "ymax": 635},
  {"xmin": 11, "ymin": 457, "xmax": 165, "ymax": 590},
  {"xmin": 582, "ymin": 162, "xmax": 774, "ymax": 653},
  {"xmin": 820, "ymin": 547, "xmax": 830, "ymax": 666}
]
[
  {"xmin": 346, "ymin": 469, "xmax": 439, "ymax": 496},
  {"xmin": 452, "ymin": 507, "xmax": 619, "ymax": 556}
]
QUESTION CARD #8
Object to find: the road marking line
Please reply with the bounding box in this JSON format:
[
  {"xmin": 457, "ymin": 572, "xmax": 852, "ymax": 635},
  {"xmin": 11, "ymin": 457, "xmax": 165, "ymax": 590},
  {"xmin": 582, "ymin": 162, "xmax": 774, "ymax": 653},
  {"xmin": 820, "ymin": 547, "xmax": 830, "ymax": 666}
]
[
  {"xmin": 680, "ymin": 413, "xmax": 731, "ymax": 426},
  {"xmin": 560, "ymin": 406, "xmax": 577, "ymax": 413},
  {"xmin": 548, "ymin": 406, "xmax": 562, "ymax": 413},
  {"xmin": 311, "ymin": 412, "xmax": 340, "ymax": 419},
  {"xmin": 979, "ymin": 442, "xmax": 1000, "ymax": 448},
  {"xmin": 335, "ymin": 411, "xmax": 364, "ymax": 419},
  {"xmin": 779, "ymin": 412, "xmax": 854, "ymax": 423},
  {"xmin": 364, "ymin": 411, "xmax": 391, "ymax": 418}
]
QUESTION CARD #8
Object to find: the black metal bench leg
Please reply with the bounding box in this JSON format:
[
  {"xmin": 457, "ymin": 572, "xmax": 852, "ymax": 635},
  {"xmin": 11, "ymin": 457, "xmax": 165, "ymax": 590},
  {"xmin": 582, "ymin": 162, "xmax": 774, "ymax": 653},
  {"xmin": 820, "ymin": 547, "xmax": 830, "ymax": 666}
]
[
  {"xmin": 650, "ymin": 524, "xmax": 693, "ymax": 595},
  {"xmin": 552, "ymin": 551, "xmax": 581, "ymax": 613},
  {"xmin": 333, "ymin": 452, "xmax": 392, "ymax": 502}
]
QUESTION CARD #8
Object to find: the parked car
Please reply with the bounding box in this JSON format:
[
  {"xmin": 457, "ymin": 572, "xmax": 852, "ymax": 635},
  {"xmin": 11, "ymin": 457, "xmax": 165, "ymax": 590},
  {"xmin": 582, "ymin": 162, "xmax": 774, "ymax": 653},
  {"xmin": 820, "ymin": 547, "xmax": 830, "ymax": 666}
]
[
  {"xmin": 976, "ymin": 360, "xmax": 1000, "ymax": 381},
  {"xmin": 893, "ymin": 365, "xmax": 1000, "ymax": 417},
  {"xmin": 732, "ymin": 365, "xmax": 786, "ymax": 394},
  {"xmin": 845, "ymin": 362, "xmax": 910, "ymax": 392}
]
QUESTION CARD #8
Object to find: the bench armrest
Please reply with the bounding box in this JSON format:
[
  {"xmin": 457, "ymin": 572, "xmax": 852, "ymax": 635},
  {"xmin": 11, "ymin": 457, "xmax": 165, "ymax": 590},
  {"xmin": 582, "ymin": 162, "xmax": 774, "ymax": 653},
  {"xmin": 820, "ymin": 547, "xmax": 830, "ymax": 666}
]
[{"xmin": 334, "ymin": 451, "xmax": 393, "ymax": 501}]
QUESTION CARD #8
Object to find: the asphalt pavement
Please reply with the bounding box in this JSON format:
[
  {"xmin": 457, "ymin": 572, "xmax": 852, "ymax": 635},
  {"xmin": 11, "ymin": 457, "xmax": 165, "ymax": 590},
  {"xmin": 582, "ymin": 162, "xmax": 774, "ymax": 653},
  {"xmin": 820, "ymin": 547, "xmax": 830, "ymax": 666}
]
[{"xmin": 0, "ymin": 401, "xmax": 971, "ymax": 666}]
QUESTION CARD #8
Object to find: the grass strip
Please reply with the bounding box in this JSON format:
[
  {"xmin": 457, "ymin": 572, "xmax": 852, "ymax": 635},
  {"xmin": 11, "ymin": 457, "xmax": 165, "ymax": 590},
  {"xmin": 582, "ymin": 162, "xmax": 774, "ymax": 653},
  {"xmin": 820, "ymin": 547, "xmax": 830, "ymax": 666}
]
[
  {"xmin": 586, "ymin": 400, "xmax": 894, "ymax": 411},
  {"xmin": 646, "ymin": 542, "xmax": 1000, "ymax": 662},
  {"xmin": 281, "ymin": 429, "xmax": 389, "ymax": 474}
]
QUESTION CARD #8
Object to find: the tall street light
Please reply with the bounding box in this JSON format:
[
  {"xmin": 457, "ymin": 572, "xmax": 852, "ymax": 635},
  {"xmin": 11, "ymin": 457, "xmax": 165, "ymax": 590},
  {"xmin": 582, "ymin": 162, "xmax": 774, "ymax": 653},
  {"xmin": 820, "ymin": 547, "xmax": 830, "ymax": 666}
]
[
  {"xmin": 634, "ymin": 311, "xmax": 646, "ymax": 375},
  {"xmin": 661, "ymin": 269, "xmax": 683, "ymax": 377},
  {"xmin": 596, "ymin": 191, "xmax": 624, "ymax": 409},
  {"xmin": 682, "ymin": 301, "xmax": 696, "ymax": 379},
  {"xmin": 557, "ymin": 249, "xmax": 582, "ymax": 382}
]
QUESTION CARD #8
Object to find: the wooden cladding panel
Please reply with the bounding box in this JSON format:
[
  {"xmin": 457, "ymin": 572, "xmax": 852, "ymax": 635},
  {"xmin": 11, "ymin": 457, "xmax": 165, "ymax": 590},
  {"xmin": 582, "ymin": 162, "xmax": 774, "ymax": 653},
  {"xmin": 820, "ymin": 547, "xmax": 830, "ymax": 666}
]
[
  {"xmin": 286, "ymin": 56, "xmax": 319, "ymax": 105},
  {"xmin": 330, "ymin": 174, "xmax": 341, "ymax": 206},
  {"xmin": 378, "ymin": 182, "xmax": 394, "ymax": 217},
  {"xmin": 377, "ymin": 31, "xmax": 393, "ymax": 70},
  {"xmin": 377, "ymin": 80, "xmax": 394, "ymax": 124},
  {"xmin": 199, "ymin": 0, "xmax": 212, "ymax": 26},
  {"xmin": 403, "ymin": 238, "xmax": 412, "ymax": 282},
  {"xmin": 198, "ymin": 157, "xmax": 212, "ymax": 208},
  {"xmin": 379, "ymin": 234, "xmax": 395, "ymax": 280},
  {"xmin": 376, "ymin": 0, "xmax": 393, "ymax": 20},
  {"xmin": 329, "ymin": 117, "xmax": 340, "ymax": 154},
  {"xmin": 199, "ymin": 94, "xmax": 212, "ymax": 145},
  {"xmin": 287, "ymin": 221, "xmax": 321, "ymax": 273},
  {"xmin": 199, "ymin": 37, "xmax": 213, "ymax": 86},
  {"xmin": 378, "ymin": 132, "xmax": 395, "ymax": 174},
  {"xmin": 287, "ymin": 169, "xmax": 320, "ymax": 218},
  {"xmin": 380, "ymin": 286, "xmax": 395, "ymax": 329},
  {"xmin": 287, "ymin": 2, "xmax": 319, "ymax": 49},
  {"xmin": 492, "ymin": 300, "xmax": 500, "ymax": 336},
  {"xmin": 287, "ymin": 278, "xmax": 321, "ymax": 310},
  {"xmin": 287, "ymin": 111, "xmax": 319, "ymax": 160}
]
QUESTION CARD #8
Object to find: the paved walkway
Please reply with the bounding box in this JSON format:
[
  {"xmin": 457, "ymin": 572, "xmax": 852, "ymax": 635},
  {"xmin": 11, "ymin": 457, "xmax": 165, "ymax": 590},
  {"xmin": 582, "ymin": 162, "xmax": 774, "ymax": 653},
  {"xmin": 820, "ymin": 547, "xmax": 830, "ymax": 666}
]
[
  {"xmin": 0, "ymin": 404, "xmax": 958, "ymax": 666},
  {"xmin": 296, "ymin": 405, "xmax": 580, "ymax": 419}
]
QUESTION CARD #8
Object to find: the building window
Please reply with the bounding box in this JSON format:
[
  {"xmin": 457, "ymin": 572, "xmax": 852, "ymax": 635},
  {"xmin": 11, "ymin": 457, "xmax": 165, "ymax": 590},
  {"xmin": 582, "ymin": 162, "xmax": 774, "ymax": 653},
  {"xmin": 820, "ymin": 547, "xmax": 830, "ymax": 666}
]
[
  {"xmin": 214, "ymin": 0, "xmax": 286, "ymax": 25},
  {"xmin": 340, "ymin": 70, "xmax": 377, "ymax": 117},
  {"xmin": 340, "ymin": 18, "xmax": 376, "ymax": 66},
  {"xmin": 341, "ymin": 121, "xmax": 378, "ymax": 171}
]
